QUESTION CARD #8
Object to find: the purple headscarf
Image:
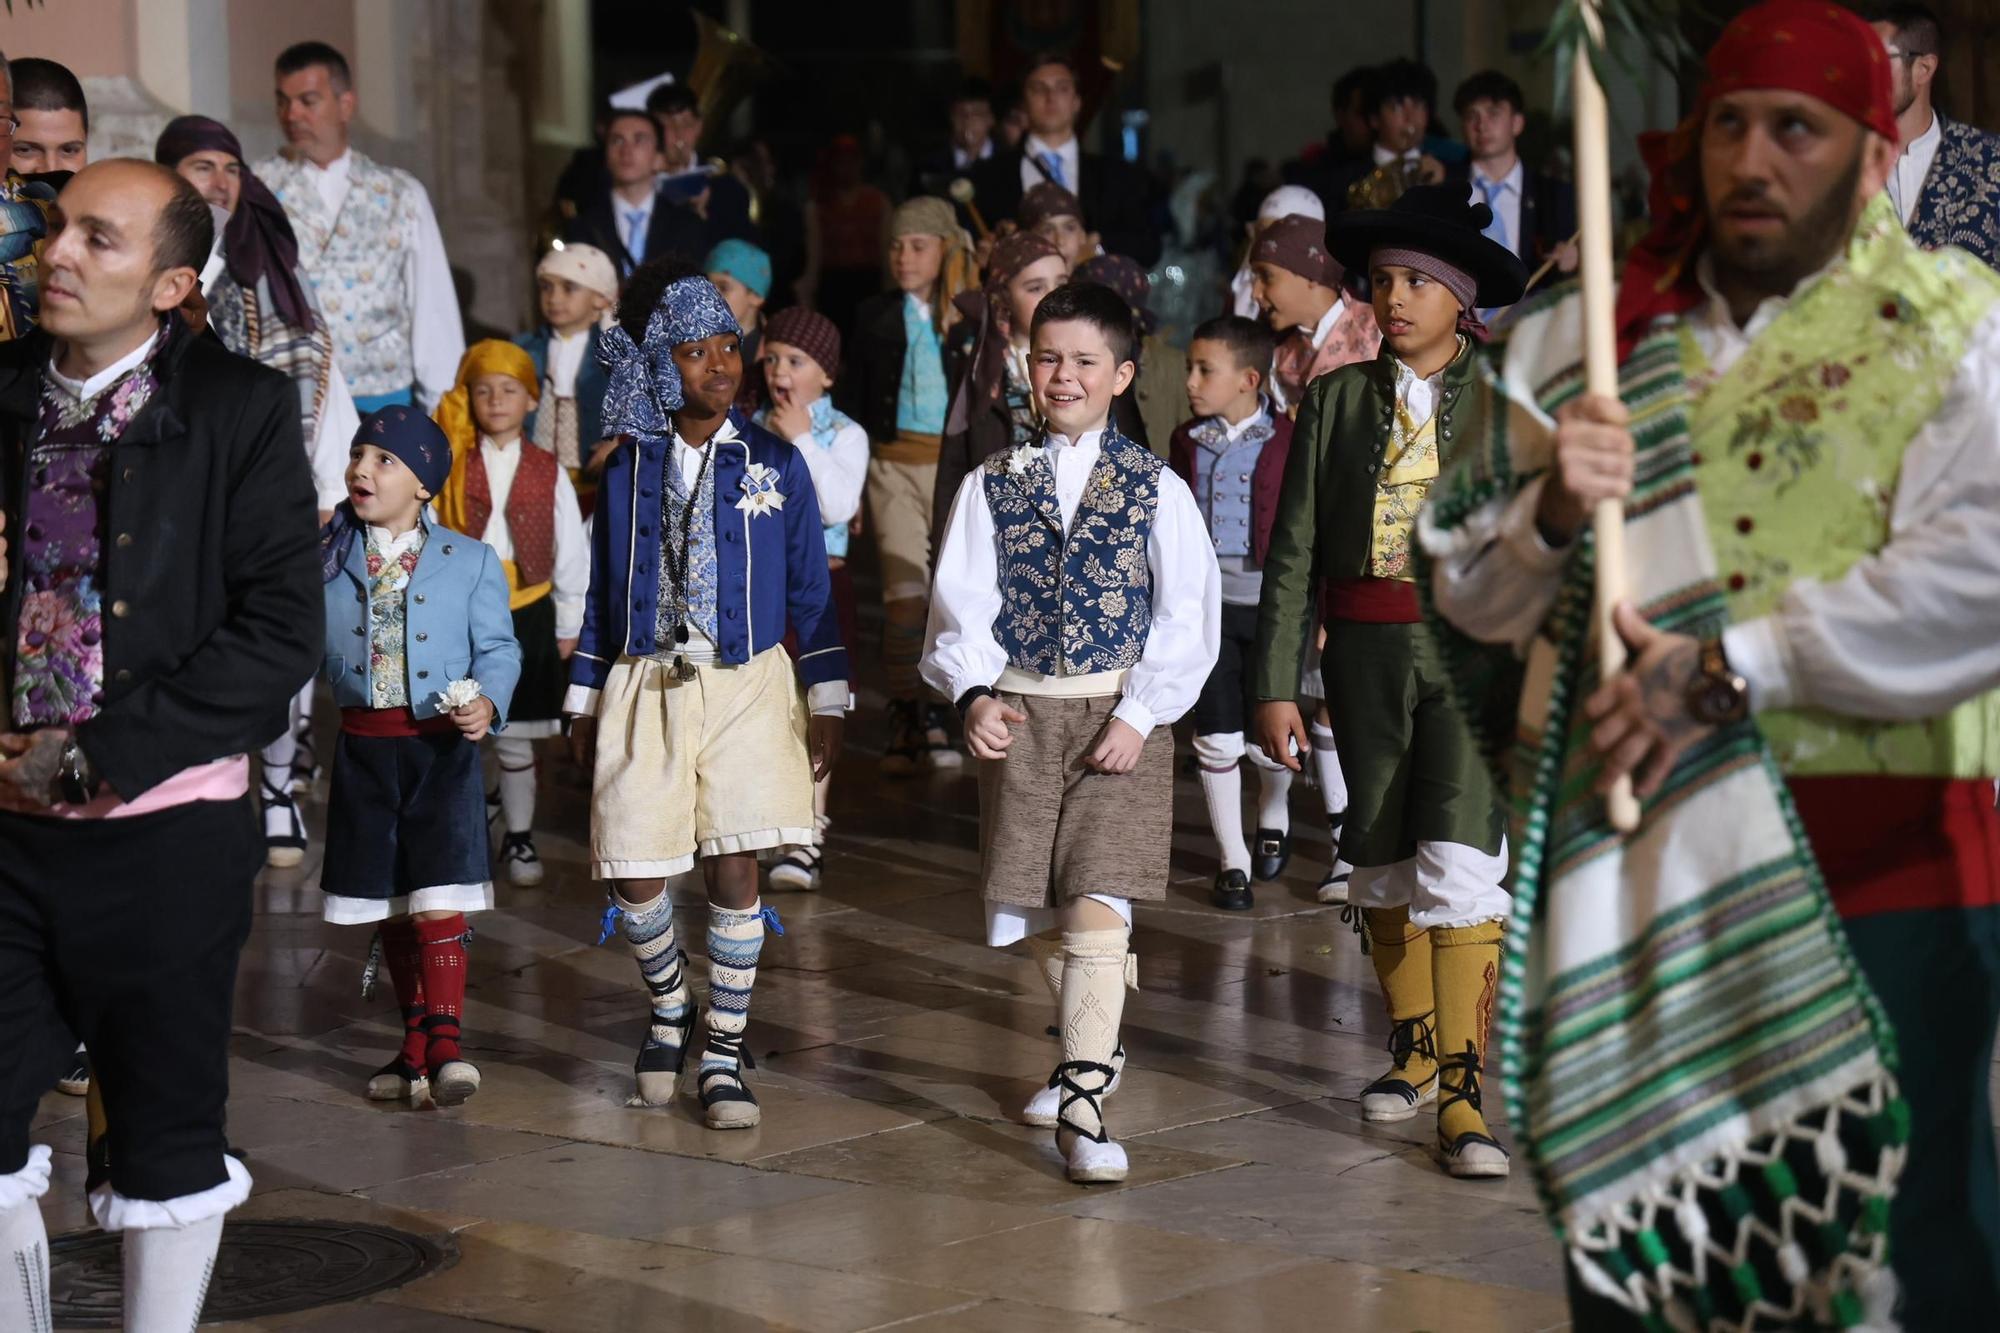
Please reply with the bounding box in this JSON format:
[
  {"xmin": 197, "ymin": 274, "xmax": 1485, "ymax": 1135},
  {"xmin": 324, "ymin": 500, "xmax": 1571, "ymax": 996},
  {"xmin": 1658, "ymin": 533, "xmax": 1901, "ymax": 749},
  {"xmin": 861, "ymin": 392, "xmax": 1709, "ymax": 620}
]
[{"xmin": 154, "ymin": 115, "xmax": 316, "ymax": 333}]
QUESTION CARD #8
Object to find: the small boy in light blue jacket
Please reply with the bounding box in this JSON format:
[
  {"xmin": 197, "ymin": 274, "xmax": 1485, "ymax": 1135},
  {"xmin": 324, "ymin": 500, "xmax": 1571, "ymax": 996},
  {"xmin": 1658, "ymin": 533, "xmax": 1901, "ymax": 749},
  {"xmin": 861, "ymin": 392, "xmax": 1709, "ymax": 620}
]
[{"xmin": 317, "ymin": 404, "xmax": 520, "ymax": 1110}]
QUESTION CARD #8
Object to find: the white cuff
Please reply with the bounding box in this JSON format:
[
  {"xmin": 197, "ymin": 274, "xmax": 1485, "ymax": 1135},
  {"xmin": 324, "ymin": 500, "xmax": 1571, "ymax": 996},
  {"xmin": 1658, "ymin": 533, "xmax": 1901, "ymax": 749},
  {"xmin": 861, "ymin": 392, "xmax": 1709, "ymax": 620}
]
[
  {"xmin": 89, "ymin": 1153, "xmax": 250, "ymax": 1232},
  {"xmin": 1722, "ymin": 616, "xmax": 1799, "ymax": 714},
  {"xmin": 562, "ymin": 683, "xmax": 601, "ymax": 717},
  {"xmin": 554, "ymin": 596, "xmax": 585, "ymax": 642},
  {"xmin": 1111, "ymin": 696, "xmax": 1158, "ymax": 735},
  {"xmin": 0, "ymin": 1145, "xmax": 52, "ymax": 1210},
  {"xmin": 806, "ymin": 680, "xmax": 850, "ymax": 715},
  {"xmin": 1499, "ymin": 477, "xmax": 1574, "ymax": 574}
]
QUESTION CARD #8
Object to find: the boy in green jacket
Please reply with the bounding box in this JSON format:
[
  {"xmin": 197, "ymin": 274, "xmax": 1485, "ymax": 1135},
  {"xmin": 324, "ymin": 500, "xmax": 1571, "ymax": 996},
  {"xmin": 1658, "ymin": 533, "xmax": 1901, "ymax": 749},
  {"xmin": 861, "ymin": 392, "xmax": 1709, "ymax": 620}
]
[{"xmin": 1254, "ymin": 185, "xmax": 1526, "ymax": 1179}]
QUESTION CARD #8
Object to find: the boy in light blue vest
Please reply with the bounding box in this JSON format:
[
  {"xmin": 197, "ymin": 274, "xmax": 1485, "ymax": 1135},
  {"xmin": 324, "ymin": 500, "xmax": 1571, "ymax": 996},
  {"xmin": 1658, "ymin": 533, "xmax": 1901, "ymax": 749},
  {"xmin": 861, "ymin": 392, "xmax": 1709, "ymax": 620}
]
[{"xmin": 923, "ymin": 283, "xmax": 1220, "ymax": 1183}]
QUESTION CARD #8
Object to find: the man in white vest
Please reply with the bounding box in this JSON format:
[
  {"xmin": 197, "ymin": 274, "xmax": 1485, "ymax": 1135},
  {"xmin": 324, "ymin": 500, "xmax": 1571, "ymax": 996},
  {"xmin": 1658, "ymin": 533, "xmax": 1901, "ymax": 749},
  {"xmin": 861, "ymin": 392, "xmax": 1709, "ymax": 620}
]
[{"xmin": 257, "ymin": 40, "xmax": 464, "ymax": 413}]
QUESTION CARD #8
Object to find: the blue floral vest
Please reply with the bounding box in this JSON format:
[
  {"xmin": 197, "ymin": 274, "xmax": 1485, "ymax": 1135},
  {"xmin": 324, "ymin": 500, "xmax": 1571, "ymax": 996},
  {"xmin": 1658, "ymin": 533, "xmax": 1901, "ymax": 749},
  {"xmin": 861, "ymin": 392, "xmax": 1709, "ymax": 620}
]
[{"xmin": 981, "ymin": 430, "xmax": 1162, "ymax": 676}]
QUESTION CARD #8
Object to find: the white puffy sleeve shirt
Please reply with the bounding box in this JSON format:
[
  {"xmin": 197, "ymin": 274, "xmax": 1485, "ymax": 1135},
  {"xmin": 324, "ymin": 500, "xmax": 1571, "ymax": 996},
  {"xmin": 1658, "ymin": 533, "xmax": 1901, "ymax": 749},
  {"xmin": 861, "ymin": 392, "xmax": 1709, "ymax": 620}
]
[
  {"xmin": 924, "ymin": 429, "xmax": 1222, "ymax": 735},
  {"xmin": 1428, "ymin": 291, "xmax": 2000, "ymax": 724}
]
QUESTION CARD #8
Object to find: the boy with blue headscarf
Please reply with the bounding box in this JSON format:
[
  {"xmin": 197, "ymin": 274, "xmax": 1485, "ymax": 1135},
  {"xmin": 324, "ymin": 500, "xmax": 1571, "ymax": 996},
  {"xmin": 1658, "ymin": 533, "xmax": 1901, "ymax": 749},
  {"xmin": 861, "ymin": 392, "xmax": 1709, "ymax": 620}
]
[{"xmin": 565, "ymin": 258, "xmax": 849, "ymax": 1130}]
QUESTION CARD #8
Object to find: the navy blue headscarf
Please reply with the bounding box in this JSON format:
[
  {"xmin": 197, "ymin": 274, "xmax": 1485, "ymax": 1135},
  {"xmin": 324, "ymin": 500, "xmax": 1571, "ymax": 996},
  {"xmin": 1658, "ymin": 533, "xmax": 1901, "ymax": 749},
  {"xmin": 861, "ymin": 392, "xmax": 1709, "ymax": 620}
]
[{"xmin": 319, "ymin": 406, "xmax": 454, "ymax": 582}]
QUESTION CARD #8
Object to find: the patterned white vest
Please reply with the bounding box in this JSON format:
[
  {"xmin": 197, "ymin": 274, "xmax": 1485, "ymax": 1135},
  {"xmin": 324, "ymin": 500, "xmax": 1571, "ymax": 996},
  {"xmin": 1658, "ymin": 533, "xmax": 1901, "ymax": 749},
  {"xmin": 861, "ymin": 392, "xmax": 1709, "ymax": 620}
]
[{"xmin": 257, "ymin": 149, "xmax": 421, "ymax": 397}]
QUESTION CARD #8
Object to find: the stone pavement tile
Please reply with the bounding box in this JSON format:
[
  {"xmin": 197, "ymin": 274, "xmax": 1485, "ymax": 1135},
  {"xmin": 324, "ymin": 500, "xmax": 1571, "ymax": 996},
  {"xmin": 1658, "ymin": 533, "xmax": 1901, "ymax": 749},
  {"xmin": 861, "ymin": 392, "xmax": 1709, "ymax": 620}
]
[
  {"xmin": 209, "ymin": 1094, "xmax": 569, "ymax": 1194},
  {"xmin": 858, "ymin": 1214, "xmax": 1315, "ymax": 1316},
  {"xmin": 627, "ymin": 1252, "xmax": 972, "ymax": 1332},
  {"xmin": 374, "ymin": 1220, "xmax": 731, "ymax": 1332},
  {"xmin": 362, "ymin": 1141, "xmax": 854, "ymax": 1243},
  {"xmin": 1123, "ymin": 1257, "xmax": 1571, "ymax": 1332},
  {"xmin": 758, "ymin": 1117, "xmax": 1242, "ymax": 1207},
  {"xmin": 1416, "ymin": 1235, "xmax": 1572, "ymax": 1297},
  {"xmin": 870, "ymin": 1298, "xmax": 1169, "ymax": 1331},
  {"xmin": 214, "ymin": 1305, "xmax": 519, "ymax": 1331},
  {"xmin": 659, "ymin": 1184, "xmax": 1048, "ymax": 1268},
  {"xmin": 496, "ymin": 1078, "xmax": 949, "ymax": 1165},
  {"xmin": 1061, "ymin": 1162, "xmax": 1551, "ymax": 1272},
  {"xmin": 230, "ymin": 1184, "xmax": 482, "ymax": 1234},
  {"xmin": 1130, "ymin": 1102, "xmax": 1414, "ymax": 1176}
]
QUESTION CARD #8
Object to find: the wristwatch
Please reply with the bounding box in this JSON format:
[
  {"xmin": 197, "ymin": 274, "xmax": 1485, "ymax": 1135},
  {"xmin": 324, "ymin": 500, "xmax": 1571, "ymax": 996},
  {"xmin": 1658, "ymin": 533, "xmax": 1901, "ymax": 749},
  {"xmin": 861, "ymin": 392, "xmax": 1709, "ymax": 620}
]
[
  {"xmin": 57, "ymin": 735, "xmax": 100, "ymax": 806},
  {"xmin": 1685, "ymin": 637, "xmax": 1749, "ymax": 727},
  {"xmin": 956, "ymin": 685, "xmax": 997, "ymax": 719}
]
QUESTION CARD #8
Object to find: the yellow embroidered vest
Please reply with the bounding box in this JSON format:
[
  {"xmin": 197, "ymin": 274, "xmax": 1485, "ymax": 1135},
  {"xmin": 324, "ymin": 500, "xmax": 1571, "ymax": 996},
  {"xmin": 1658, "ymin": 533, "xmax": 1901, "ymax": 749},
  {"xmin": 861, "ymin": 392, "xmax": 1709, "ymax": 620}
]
[
  {"xmin": 1369, "ymin": 391, "xmax": 1441, "ymax": 581},
  {"xmin": 1689, "ymin": 194, "xmax": 2000, "ymax": 777}
]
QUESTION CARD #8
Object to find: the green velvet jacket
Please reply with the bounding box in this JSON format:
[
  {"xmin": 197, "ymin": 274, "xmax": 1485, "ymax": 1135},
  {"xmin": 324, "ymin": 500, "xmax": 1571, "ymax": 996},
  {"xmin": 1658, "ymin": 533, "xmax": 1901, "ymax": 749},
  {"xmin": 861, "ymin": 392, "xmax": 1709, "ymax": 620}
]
[{"xmin": 1252, "ymin": 340, "xmax": 1485, "ymax": 701}]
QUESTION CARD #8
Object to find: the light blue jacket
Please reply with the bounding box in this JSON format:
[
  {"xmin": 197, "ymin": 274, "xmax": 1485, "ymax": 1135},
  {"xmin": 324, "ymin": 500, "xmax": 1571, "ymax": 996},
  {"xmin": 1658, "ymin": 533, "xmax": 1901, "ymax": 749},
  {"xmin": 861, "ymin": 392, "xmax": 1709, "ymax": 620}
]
[{"xmin": 322, "ymin": 514, "xmax": 522, "ymax": 725}]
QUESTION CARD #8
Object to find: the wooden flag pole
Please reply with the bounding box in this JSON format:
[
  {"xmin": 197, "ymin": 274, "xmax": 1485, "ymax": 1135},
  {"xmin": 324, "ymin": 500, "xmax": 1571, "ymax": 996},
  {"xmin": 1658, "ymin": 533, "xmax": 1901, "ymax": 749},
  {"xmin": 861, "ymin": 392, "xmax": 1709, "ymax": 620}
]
[{"xmin": 1572, "ymin": 0, "xmax": 1641, "ymax": 833}]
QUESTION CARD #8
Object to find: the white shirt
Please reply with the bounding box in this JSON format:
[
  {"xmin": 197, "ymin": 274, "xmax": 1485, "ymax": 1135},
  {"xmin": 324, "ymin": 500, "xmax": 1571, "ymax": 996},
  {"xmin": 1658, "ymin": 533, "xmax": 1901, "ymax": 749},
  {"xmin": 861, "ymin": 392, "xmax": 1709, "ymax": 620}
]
[
  {"xmin": 1222, "ymin": 403, "xmax": 1268, "ymax": 441},
  {"xmin": 953, "ymin": 139, "xmax": 993, "ymax": 171},
  {"xmin": 1373, "ymin": 142, "xmax": 1421, "ymax": 169},
  {"xmin": 779, "ymin": 408, "xmax": 870, "ymax": 529},
  {"xmin": 293, "ymin": 149, "xmax": 465, "ymax": 414},
  {"xmin": 312, "ymin": 363, "xmax": 362, "ymax": 512},
  {"xmin": 923, "ymin": 427, "xmax": 1222, "ymax": 735},
  {"xmin": 1426, "ymin": 277, "xmax": 2000, "ymax": 725},
  {"xmin": 46, "ymin": 330, "xmax": 158, "ymax": 402},
  {"xmin": 1467, "ymin": 159, "xmax": 1526, "ymax": 260},
  {"xmin": 364, "ymin": 523, "xmax": 424, "ymax": 563},
  {"xmin": 1020, "ymin": 133, "xmax": 1081, "ymax": 195},
  {"xmin": 475, "ymin": 434, "xmax": 591, "ymax": 640},
  {"xmin": 1887, "ymin": 111, "xmax": 1943, "ymax": 228},
  {"xmin": 545, "ymin": 328, "xmax": 591, "ymax": 399},
  {"xmin": 1308, "ymin": 294, "xmax": 1347, "ymax": 348},
  {"xmin": 1394, "ymin": 351, "xmax": 1451, "ymax": 429}
]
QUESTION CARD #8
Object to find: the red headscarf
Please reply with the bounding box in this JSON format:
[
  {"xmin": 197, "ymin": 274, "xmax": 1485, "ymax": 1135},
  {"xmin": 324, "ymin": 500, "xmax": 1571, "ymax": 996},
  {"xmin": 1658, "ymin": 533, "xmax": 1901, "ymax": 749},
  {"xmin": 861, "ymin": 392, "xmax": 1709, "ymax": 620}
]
[{"xmin": 1613, "ymin": 0, "xmax": 1897, "ymax": 360}]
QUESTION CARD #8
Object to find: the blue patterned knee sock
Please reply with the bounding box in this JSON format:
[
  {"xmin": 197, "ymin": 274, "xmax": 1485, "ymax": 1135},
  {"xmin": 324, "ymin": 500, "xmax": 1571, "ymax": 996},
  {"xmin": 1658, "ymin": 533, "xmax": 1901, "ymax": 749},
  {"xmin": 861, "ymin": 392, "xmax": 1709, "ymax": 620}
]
[
  {"xmin": 617, "ymin": 890, "xmax": 692, "ymax": 1099},
  {"xmin": 703, "ymin": 901, "xmax": 768, "ymax": 1083}
]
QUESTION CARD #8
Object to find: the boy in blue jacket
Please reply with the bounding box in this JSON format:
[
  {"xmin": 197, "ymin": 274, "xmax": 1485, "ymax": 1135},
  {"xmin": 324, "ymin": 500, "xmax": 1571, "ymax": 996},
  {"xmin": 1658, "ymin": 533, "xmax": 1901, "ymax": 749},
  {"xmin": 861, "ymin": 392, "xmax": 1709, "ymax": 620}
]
[
  {"xmin": 319, "ymin": 405, "xmax": 521, "ymax": 1109},
  {"xmin": 566, "ymin": 260, "xmax": 848, "ymax": 1130}
]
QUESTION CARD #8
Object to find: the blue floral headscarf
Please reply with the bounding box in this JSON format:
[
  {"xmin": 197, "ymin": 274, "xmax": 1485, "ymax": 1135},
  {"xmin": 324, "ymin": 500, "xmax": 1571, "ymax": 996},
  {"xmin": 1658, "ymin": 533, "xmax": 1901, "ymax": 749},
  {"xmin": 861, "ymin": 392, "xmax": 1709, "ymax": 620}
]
[{"xmin": 598, "ymin": 276, "xmax": 741, "ymax": 437}]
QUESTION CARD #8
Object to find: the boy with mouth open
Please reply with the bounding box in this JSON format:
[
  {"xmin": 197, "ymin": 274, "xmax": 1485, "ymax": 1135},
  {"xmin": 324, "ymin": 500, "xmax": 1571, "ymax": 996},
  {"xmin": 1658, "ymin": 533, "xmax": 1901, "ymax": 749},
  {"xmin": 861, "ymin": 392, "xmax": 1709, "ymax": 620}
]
[
  {"xmin": 565, "ymin": 259, "xmax": 848, "ymax": 1130},
  {"xmin": 924, "ymin": 283, "xmax": 1219, "ymax": 1183},
  {"xmin": 1254, "ymin": 185, "xmax": 1526, "ymax": 1179},
  {"xmin": 319, "ymin": 405, "xmax": 521, "ymax": 1109}
]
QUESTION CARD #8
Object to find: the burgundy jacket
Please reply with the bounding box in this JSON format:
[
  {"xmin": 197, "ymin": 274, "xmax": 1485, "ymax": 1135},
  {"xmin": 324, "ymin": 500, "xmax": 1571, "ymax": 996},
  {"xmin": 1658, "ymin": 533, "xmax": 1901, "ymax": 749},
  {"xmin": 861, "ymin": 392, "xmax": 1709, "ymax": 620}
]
[{"xmin": 1168, "ymin": 406, "xmax": 1293, "ymax": 568}]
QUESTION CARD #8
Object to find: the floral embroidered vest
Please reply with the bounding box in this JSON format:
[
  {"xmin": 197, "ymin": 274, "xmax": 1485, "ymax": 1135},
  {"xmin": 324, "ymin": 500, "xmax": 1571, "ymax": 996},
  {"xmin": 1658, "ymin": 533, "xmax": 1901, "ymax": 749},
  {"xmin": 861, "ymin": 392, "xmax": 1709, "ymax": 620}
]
[
  {"xmin": 1689, "ymin": 193, "xmax": 2000, "ymax": 778},
  {"xmin": 259, "ymin": 150, "xmax": 420, "ymax": 397},
  {"xmin": 981, "ymin": 429, "xmax": 1162, "ymax": 676},
  {"xmin": 364, "ymin": 527, "xmax": 426, "ymax": 710}
]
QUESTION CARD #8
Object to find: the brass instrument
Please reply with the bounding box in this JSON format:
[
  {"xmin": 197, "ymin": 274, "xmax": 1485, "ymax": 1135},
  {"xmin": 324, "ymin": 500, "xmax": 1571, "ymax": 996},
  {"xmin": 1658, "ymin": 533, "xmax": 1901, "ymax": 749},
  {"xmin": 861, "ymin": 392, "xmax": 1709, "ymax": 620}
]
[
  {"xmin": 688, "ymin": 12, "xmax": 782, "ymax": 147},
  {"xmin": 1346, "ymin": 155, "xmax": 1426, "ymax": 211}
]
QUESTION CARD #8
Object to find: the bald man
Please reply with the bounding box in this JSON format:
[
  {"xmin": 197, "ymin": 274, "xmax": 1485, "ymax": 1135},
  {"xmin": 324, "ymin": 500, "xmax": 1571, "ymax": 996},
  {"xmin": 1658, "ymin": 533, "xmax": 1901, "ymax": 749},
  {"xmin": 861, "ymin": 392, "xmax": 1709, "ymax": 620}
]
[{"xmin": 0, "ymin": 159, "xmax": 321, "ymax": 1329}]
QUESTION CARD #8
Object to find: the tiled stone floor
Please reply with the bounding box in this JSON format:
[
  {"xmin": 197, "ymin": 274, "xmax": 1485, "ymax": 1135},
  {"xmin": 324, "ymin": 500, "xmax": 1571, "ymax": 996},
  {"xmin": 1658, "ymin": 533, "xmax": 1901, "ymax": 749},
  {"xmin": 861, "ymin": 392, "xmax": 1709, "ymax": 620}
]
[{"xmin": 32, "ymin": 698, "xmax": 1576, "ymax": 1332}]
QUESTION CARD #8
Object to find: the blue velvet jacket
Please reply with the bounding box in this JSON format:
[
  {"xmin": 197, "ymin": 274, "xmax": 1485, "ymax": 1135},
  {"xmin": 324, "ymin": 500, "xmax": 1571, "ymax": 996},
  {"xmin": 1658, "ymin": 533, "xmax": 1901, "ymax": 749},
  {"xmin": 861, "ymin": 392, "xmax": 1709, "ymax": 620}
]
[
  {"xmin": 565, "ymin": 409, "xmax": 848, "ymax": 712},
  {"xmin": 514, "ymin": 323, "xmax": 610, "ymax": 451},
  {"xmin": 1909, "ymin": 114, "xmax": 2000, "ymax": 272},
  {"xmin": 323, "ymin": 514, "xmax": 522, "ymax": 725}
]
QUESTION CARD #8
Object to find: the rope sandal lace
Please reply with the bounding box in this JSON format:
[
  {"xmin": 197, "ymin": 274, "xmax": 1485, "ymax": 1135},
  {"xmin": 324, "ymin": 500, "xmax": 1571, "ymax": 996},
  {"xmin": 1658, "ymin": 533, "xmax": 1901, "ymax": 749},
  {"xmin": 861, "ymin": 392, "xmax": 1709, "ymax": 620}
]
[
  {"xmin": 1052, "ymin": 1057, "xmax": 1127, "ymax": 1183},
  {"xmin": 697, "ymin": 1030, "xmax": 761, "ymax": 1129},
  {"xmin": 633, "ymin": 944, "xmax": 698, "ymax": 1101},
  {"xmin": 1437, "ymin": 1039, "xmax": 1509, "ymax": 1178},
  {"xmin": 1024, "ymin": 1028, "xmax": 1125, "ymax": 1127},
  {"xmin": 1361, "ymin": 1011, "xmax": 1439, "ymax": 1122}
]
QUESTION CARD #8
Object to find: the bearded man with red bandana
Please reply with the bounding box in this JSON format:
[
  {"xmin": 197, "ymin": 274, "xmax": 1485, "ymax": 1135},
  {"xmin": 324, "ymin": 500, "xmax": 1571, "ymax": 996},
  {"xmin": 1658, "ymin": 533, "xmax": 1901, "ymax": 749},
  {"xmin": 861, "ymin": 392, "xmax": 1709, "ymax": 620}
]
[{"xmin": 1421, "ymin": 2, "xmax": 2000, "ymax": 1327}]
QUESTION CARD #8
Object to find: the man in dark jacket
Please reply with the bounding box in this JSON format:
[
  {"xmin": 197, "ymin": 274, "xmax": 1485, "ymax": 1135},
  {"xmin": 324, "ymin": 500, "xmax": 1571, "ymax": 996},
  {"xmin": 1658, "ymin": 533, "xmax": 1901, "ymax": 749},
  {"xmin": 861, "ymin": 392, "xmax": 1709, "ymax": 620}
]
[
  {"xmin": 561, "ymin": 108, "xmax": 712, "ymax": 278},
  {"xmin": 0, "ymin": 159, "xmax": 321, "ymax": 1327},
  {"xmin": 1448, "ymin": 70, "xmax": 1577, "ymax": 295},
  {"xmin": 967, "ymin": 53, "xmax": 1160, "ymax": 265}
]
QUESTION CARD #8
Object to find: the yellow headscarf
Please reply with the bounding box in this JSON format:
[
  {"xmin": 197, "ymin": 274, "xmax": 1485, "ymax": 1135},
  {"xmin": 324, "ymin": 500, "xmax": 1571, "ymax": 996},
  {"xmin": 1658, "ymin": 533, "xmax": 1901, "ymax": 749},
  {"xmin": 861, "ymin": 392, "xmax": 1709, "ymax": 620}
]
[{"xmin": 432, "ymin": 339, "xmax": 541, "ymax": 534}]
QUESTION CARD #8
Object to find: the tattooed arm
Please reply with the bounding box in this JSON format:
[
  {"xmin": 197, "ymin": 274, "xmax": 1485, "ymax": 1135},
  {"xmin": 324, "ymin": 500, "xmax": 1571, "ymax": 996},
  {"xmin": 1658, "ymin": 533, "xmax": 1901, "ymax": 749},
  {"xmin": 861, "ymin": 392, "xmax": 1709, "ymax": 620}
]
[{"xmin": 1582, "ymin": 603, "xmax": 1715, "ymax": 799}]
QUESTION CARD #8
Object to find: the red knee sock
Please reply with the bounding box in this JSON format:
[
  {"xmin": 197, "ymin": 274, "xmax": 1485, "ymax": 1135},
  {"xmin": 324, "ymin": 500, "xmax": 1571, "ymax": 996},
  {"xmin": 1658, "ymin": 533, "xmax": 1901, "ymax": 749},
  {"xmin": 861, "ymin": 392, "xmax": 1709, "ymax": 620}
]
[
  {"xmin": 379, "ymin": 919, "xmax": 429, "ymax": 1073},
  {"xmin": 414, "ymin": 913, "xmax": 470, "ymax": 1069}
]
